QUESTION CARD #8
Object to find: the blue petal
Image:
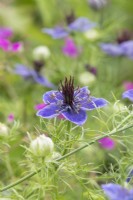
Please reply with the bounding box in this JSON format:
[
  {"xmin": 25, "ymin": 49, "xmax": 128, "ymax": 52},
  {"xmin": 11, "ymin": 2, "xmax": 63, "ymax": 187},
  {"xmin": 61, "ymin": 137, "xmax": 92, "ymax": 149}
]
[
  {"xmin": 74, "ymin": 86, "xmax": 90, "ymax": 100},
  {"xmin": 102, "ymin": 183, "xmax": 129, "ymax": 200},
  {"xmin": 68, "ymin": 17, "xmax": 96, "ymax": 32},
  {"xmin": 43, "ymin": 91, "xmax": 64, "ymax": 104},
  {"xmin": 81, "ymin": 97, "xmax": 108, "ymax": 110},
  {"xmin": 32, "ymin": 72, "xmax": 55, "ymax": 88},
  {"xmin": 120, "ymin": 40, "xmax": 133, "ymax": 59},
  {"xmin": 36, "ymin": 103, "xmax": 60, "ymax": 118},
  {"xmin": 14, "ymin": 64, "xmax": 33, "ymax": 78},
  {"xmin": 122, "ymin": 89, "xmax": 133, "ymax": 102},
  {"xmin": 42, "ymin": 27, "xmax": 69, "ymax": 39},
  {"xmin": 62, "ymin": 109, "xmax": 87, "ymax": 125},
  {"xmin": 100, "ymin": 43, "xmax": 124, "ymax": 56}
]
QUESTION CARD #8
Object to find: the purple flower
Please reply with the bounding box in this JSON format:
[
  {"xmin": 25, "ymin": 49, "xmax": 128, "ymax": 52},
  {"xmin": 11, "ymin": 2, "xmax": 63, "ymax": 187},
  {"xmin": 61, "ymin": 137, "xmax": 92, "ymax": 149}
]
[
  {"xmin": 42, "ymin": 17, "xmax": 96, "ymax": 39},
  {"xmin": 122, "ymin": 89, "xmax": 133, "ymax": 102},
  {"xmin": 102, "ymin": 183, "xmax": 133, "ymax": 200},
  {"xmin": 7, "ymin": 113, "xmax": 14, "ymax": 122},
  {"xmin": 0, "ymin": 27, "xmax": 13, "ymax": 38},
  {"xmin": 100, "ymin": 40, "xmax": 133, "ymax": 59},
  {"xmin": 43, "ymin": 27, "xmax": 69, "ymax": 39},
  {"xmin": 14, "ymin": 64, "xmax": 55, "ymax": 89},
  {"xmin": 36, "ymin": 77, "xmax": 108, "ymax": 125},
  {"xmin": 123, "ymin": 82, "xmax": 133, "ymax": 91},
  {"xmin": 68, "ymin": 17, "xmax": 96, "ymax": 32},
  {"xmin": 62, "ymin": 37, "xmax": 81, "ymax": 57},
  {"xmin": 98, "ymin": 137, "xmax": 115, "ymax": 150}
]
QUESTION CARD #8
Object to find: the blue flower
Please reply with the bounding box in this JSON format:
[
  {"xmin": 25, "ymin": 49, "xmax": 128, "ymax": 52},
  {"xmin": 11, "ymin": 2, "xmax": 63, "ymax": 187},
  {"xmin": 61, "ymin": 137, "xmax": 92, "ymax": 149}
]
[
  {"xmin": 100, "ymin": 40, "xmax": 133, "ymax": 59},
  {"xmin": 36, "ymin": 77, "xmax": 108, "ymax": 125},
  {"xmin": 14, "ymin": 64, "xmax": 55, "ymax": 89},
  {"xmin": 102, "ymin": 183, "xmax": 133, "ymax": 200},
  {"xmin": 122, "ymin": 89, "xmax": 133, "ymax": 102},
  {"xmin": 42, "ymin": 17, "xmax": 96, "ymax": 39}
]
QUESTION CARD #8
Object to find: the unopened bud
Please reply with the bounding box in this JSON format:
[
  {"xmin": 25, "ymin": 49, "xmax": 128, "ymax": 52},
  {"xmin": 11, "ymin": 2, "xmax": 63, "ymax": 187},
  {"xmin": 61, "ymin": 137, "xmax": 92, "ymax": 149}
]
[
  {"xmin": 0, "ymin": 123, "xmax": 9, "ymax": 137},
  {"xmin": 79, "ymin": 72, "xmax": 96, "ymax": 86},
  {"xmin": 33, "ymin": 46, "xmax": 51, "ymax": 61},
  {"xmin": 30, "ymin": 134, "xmax": 54, "ymax": 157}
]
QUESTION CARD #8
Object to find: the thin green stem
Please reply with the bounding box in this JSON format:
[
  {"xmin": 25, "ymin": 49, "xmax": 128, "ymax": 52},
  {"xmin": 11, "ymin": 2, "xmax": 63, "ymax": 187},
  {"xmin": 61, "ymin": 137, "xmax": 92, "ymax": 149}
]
[{"xmin": 0, "ymin": 123, "xmax": 133, "ymax": 192}]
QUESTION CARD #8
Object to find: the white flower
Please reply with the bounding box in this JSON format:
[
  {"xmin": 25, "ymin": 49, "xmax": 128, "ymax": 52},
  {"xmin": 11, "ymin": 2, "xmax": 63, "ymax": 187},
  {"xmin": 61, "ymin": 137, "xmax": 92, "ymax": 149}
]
[
  {"xmin": 79, "ymin": 72, "xmax": 96, "ymax": 86},
  {"xmin": 0, "ymin": 123, "xmax": 9, "ymax": 137},
  {"xmin": 30, "ymin": 134, "xmax": 54, "ymax": 157},
  {"xmin": 33, "ymin": 46, "xmax": 51, "ymax": 61},
  {"xmin": 84, "ymin": 29, "xmax": 100, "ymax": 40}
]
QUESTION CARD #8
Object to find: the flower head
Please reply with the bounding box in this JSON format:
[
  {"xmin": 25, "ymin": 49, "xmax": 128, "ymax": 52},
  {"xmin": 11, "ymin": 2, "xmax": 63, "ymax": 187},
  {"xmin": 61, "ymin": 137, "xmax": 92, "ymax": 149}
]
[
  {"xmin": 33, "ymin": 45, "xmax": 51, "ymax": 61},
  {"xmin": 14, "ymin": 64, "xmax": 55, "ymax": 89},
  {"xmin": 30, "ymin": 134, "xmax": 54, "ymax": 157},
  {"xmin": 122, "ymin": 89, "xmax": 133, "ymax": 102},
  {"xmin": 102, "ymin": 183, "xmax": 133, "ymax": 200},
  {"xmin": 7, "ymin": 113, "xmax": 14, "ymax": 122},
  {"xmin": 62, "ymin": 37, "xmax": 81, "ymax": 57},
  {"xmin": 42, "ymin": 17, "xmax": 96, "ymax": 39},
  {"xmin": 98, "ymin": 137, "xmax": 115, "ymax": 150},
  {"xmin": 37, "ymin": 77, "xmax": 108, "ymax": 125}
]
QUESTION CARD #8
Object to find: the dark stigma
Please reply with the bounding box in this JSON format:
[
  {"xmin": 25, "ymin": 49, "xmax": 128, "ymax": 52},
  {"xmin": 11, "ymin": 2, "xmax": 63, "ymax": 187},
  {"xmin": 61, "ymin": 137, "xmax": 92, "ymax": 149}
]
[{"xmin": 60, "ymin": 77, "xmax": 75, "ymax": 108}]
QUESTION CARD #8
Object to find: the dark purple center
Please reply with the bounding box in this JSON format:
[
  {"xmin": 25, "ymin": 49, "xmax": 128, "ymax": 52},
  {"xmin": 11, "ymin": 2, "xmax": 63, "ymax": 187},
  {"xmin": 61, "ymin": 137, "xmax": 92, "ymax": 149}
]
[
  {"xmin": 65, "ymin": 11, "xmax": 75, "ymax": 25},
  {"xmin": 60, "ymin": 77, "xmax": 75, "ymax": 109},
  {"xmin": 117, "ymin": 30, "xmax": 132, "ymax": 44}
]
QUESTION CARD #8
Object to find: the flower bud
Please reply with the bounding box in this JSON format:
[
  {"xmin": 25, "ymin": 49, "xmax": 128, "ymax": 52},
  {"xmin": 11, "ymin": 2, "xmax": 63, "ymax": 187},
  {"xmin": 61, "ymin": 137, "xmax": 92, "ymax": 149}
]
[
  {"xmin": 84, "ymin": 29, "xmax": 100, "ymax": 40},
  {"xmin": 30, "ymin": 134, "xmax": 54, "ymax": 157},
  {"xmin": 79, "ymin": 72, "xmax": 96, "ymax": 86},
  {"xmin": 0, "ymin": 123, "xmax": 9, "ymax": 137},
  {"xmin": 33, "ymin": 46, "xmax": 51, "ymax": 61},
  {"xmin": 88, "ymin": 0, "xmax": 108, "ymax": 11}
]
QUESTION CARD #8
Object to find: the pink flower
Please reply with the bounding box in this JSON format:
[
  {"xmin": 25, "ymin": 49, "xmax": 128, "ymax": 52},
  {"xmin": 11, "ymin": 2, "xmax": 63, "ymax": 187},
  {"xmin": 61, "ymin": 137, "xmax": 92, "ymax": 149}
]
[
  {"xmin": 98, "ymin": 137, "xmax": 115, "ymax": 150},
  {"xmin": 7, "ymin": 113, "xmax": 14, "ymax": 122},
  {"xmin": 0, "ymin": 27, "xmax": 13, "ymax": 38},
  {"xmin": 62, "ymin": 37, "xmax": 81, "ymax": 57},
  {"xmin": 123, "ymin": 81, "xmax": 133, "ymax": 91},
  {"xmin": 0, "ymin": 38, "xmax": 22, "ymax": 52}
]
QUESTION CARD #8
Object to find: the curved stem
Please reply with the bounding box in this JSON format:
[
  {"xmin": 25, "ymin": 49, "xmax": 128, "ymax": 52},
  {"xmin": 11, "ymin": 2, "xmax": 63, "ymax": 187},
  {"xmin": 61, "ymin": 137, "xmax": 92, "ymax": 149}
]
[{"xmin": 0, "ymin": 123, "xmax": 133, "ymax": 192}]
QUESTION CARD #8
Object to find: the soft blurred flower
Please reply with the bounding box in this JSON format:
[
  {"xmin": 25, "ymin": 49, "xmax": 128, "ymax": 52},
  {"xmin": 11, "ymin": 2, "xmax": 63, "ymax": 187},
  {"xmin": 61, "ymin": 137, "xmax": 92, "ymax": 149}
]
[
  {"xmin": 117, "ymin": 30, "xmax": 133, "ymax": 44},
  {"xmin": 122, "ymin": 89, "xmax": 133, "ymax": 102},
  {"xmin": 84, "ymin": 29, "xmax": 100, "ymax": 40},
  {"xmin": 98, "ymin": 137, "xmax": 115, "ymax": 150},
  {"xmin": 30, "ymin": 134, "xmax": 54, "ymax": 157},
  {"xmin": 123, "ymin": 82, "xmax": 133, "ymax": 91},
  {"xmin": 102, "ymin": 183, "xmax": 133, "ymax": 200},
  {"xmin": 88, "ymin": 0, "xmax": 108, "ymax": 11},
  {"xmin": 79, "ymin": 72, "xmax": 96, "ymax": 86},
  {"xmin": 42, "ymin": 17, "xmax": 96, "ymax": 39},
  {"xmin": 14, "ymin": 64, "xmax": 55, "ymax": 88},
  {"xmin": 7, "ymin": 113, "xmax": 14, "ymax": 122},
  {"xmin": 0, "ymin": 123, "xmax": 8, "ymax": 137},
  {"xmin": 62, "ymin": 37, "xmax": 81, "ymax": 57},
  {"xmin": 0, "ymin": 38, "xmax": 22, "ymax": 52},
  {"xmin": 37, "ymin": 77, "xmax": 108, "ymax": 125},
  {"xmin": 33, "ymin": 46, "xmax": 51, "ymax": 61},
  {"xmin": 0, "ymin": 27, "xmax": 13, "ymax": 38},
  {"xmin": 100, "ymin": 40, "xmax": 133, "ymax": 59}
]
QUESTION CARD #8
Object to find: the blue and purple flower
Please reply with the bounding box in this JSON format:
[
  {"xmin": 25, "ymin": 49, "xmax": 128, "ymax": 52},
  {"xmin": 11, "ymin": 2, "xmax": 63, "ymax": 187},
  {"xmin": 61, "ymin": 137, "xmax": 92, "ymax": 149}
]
[
  {"xmin": 122, "ymin": 89, "xmax": 133, "ymax": 102},
  {"xmin": 14, "ymin": 64, "xmax": 55, "ymax": 89},
  {"xmin": 100, "ymin": 40, "xmax": 133, "ymax": 59},
  {"xmin": 102, "ymin": 183, "xmax": 133, "ymax": 200},
  {"xmin": 37, "ymin": 77, "xmax": 107, "ymax": 125},
  {"xmin": 42, "ymin": 17, "xmax": 96, "ymax": 39}
]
